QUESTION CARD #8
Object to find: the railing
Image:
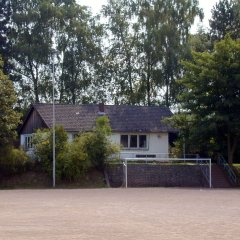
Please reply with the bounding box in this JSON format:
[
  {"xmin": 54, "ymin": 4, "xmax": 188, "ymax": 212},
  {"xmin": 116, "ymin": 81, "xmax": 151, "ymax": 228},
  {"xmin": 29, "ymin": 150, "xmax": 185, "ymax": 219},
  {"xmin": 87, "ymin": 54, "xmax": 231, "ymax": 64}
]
[
  {"xmin": 116, "ymin": 152, "xmax": 200, "ymax": 160},
  {"xmin": 197, "ymin": 158, "xmax": 211, "ymax": 188},
  {"xmin": 217, "ymin": 155, "xmax": 237, "ymax": 185},
  {"xmin": 119, "ymin": 152, "xmax": 170, "ymax": 159}
]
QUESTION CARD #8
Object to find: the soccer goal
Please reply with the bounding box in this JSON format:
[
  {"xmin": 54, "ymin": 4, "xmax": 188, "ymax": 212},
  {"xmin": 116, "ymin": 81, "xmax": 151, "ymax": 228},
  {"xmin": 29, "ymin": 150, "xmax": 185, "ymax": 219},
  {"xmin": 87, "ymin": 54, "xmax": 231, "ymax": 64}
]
[{"xmin": 121, "ymin": 153, "xmax": 212, "ymax": 188}]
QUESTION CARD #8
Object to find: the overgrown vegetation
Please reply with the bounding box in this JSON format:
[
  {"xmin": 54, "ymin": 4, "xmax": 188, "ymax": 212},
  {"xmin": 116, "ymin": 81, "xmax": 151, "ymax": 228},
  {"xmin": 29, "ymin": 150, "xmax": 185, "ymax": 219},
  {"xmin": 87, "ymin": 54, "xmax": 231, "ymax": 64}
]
[
  {"xmin": 32, "ymin": 116, "xmax": 119, "ymax": 182},
  {"xmin": 0, "ymin": 57, "xmax": 21, "ymax": 147},
  {"xmin": 232, "ymin": 164, "xmax": 240, "ymax": 177},
  {"xmin": 168, "ymin": 36, "xmax": 240, "ymax": 163},
  {"xmin": 0, "ymin": 56, "xmax": 26, "ymax": 176},
  {"xmin": 0, "ymin": 0, "xmax": 240, "ymax": 167},
  {"xmin": 0, "ymin": 146, "xmax": 30, "ymax": 176}
]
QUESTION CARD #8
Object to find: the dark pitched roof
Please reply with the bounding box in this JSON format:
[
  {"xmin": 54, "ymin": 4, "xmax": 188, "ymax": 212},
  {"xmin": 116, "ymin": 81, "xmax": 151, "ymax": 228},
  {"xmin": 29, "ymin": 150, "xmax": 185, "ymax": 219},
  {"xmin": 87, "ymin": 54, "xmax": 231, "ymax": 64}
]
[
  {"xmin": 105, "ymin": 105, "xmax": 175, "ymax": 133},
  {"xmin": 29, "ymin": 103, "xmax": 176, "ymax": 133}
]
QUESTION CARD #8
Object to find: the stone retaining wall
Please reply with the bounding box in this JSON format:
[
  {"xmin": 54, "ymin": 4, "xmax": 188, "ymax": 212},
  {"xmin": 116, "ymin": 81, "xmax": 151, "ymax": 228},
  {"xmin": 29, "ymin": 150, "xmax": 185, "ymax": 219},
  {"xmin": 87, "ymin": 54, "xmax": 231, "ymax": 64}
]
[{"xmin": 105, "ymin": 164, "xmax": 208, "ymax": 187}]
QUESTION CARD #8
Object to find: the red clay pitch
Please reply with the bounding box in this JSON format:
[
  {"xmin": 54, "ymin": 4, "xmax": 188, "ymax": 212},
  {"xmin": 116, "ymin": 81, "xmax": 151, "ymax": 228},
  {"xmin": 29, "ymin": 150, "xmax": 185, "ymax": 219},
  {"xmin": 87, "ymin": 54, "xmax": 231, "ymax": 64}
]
[{"xmin": 0, "ymin": 188, "xmax": 240, "ymax": 240}]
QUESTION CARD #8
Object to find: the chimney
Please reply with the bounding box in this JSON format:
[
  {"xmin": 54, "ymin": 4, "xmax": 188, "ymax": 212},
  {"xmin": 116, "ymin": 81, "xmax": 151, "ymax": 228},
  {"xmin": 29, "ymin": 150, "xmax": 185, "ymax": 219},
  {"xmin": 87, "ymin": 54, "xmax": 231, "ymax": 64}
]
[{"xmin": 98, "ymin": 103, "xmax": 105, "ymax": 116}]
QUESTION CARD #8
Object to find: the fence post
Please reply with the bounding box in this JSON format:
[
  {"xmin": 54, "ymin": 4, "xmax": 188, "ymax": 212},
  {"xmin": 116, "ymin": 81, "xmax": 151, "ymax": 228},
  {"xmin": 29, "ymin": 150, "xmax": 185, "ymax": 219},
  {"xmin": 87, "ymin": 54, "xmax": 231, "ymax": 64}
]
[
  {"xmin": 209, "ymin": 158, "xmax": 212, "ymax": 188},
  {"xmin": 125, "ymin": 159, "xmax": 128, "ymax": 188}
]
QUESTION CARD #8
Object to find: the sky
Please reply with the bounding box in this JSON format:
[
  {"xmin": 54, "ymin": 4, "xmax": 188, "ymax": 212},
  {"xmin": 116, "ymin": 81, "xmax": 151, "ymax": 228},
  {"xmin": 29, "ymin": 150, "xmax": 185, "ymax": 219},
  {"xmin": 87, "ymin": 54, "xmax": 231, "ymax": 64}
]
[{"xmin": 77, "ymin": 0, "xmax": 219, "ymax": 32}]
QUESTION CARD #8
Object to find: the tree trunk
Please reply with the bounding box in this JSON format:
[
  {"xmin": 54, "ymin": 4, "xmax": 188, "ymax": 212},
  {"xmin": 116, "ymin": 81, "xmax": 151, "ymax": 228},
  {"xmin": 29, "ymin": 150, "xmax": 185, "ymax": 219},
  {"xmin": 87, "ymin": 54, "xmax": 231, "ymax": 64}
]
[
  {"xmin": 146, "ymin": 58, "xmax": 151, "ymax": 106},
  {"xmin": 165, "ymin": 81, "xmax": 169, "ymax": 107},
  {"xmin": 34, "ymin": 83, "xmax": 39, "ymax": 103},
  {"xmin": 227, "ymin": 134, "xmax": 238, "ymax": 165},
  {"xmin": 147, "ymin": 77, "xmax": 151, "ymax": 106},
  {"xmin": 127, "ymin": 57, "xmax": 134, "ymax": 104},
  {"xmin": 28, "ymin": 59, "xmax": 39, "ymax": 103},
  {"xmin": 71, "ymin": 90, "xmax": 76, "ymax": 104}
]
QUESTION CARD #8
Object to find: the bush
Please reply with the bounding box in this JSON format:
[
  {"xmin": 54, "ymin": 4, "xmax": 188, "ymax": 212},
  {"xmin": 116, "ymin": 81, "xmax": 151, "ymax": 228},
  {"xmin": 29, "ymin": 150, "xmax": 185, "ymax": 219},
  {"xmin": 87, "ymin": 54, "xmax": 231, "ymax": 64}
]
[
  {"xmin": 58, "ymin": 116, "xmax": 119, "ymax": 181},
  {"xmin": 32, "ymin": 117, "xmax": 119, "ymax": 182},
  {"xmin": 77, "ymin": 116, "xmax": 119, "ymax": 170},
  {"xmin": 0, "ymin": 146, "xmax": 30, "ymax": 176},
  {"xmin": 32, "ymin": 125, "xmax": 68, "ymax": 178},
  {"xmin": 57, "ymin": 137, "xmax": 92, "ymax": 181}
]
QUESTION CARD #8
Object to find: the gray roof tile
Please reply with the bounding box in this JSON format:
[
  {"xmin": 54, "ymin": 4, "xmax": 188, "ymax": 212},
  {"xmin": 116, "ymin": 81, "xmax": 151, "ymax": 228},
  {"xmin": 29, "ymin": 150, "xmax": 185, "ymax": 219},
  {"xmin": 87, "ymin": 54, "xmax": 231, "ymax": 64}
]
[{"xmin": 33, "ymin": 104, "xmax": 176, "ymax": 133}]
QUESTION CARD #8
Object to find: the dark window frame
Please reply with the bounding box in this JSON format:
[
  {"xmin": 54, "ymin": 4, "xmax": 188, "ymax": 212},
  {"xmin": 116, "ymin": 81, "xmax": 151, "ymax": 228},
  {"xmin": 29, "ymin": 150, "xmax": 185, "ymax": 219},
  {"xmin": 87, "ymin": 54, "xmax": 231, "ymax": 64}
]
[{"xmin": 120, "ymin": 134, "xmax": 148, "ymax": 149}]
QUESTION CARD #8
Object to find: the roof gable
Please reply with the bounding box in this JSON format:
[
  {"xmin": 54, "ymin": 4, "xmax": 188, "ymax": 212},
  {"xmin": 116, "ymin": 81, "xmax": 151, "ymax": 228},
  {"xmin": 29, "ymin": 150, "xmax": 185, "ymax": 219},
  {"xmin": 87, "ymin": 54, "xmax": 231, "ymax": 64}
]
[{"xmin": 19, "ymin": 106, "xmax": 48, "ymax": 134}]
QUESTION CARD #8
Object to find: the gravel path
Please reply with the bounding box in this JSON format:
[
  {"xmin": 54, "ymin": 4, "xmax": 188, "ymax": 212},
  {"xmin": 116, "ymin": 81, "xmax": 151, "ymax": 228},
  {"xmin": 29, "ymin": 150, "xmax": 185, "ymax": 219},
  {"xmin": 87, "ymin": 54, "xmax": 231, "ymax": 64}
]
[{"xmin": 0, "ymin": 188, "xmax": 240, "ymax": 240}]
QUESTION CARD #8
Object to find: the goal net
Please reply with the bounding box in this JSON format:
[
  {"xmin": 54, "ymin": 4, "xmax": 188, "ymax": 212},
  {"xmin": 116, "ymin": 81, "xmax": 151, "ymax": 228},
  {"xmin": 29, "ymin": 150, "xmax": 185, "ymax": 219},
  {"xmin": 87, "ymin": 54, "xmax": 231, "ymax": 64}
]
[{"xmin": 118, "ymin": 153, "xmax": 212, "ymax": 188}]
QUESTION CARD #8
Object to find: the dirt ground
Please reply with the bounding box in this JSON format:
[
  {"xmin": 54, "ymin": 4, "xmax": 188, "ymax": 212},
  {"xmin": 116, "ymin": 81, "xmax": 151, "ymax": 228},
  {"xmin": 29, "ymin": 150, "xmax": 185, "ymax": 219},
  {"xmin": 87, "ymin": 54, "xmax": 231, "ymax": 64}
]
[{"xmin": 0, "ymin": 188, "xmax": 240, "ymax": 240}]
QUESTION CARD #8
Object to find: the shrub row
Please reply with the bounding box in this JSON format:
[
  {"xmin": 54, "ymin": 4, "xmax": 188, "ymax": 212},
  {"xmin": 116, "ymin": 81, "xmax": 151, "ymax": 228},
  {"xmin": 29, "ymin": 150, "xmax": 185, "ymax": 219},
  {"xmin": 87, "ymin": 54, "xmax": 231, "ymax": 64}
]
[{"xmin": 32, "ymin": 116, "xmax": 119, "ymax": 181}]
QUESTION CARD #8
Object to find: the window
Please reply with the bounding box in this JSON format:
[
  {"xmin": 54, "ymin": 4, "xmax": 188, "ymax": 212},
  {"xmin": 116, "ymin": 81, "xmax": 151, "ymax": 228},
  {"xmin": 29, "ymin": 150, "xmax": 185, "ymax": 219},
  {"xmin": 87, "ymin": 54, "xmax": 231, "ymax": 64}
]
[
  {"xmin": 139, "ymin": 135, "xmax": 147, "ymax": 148},
  {"xmin": 120, "ymin": 134, "xmax": 148, "ymax": 149},
  {"xmin": 120, "ymin": 135, "xmax": 128, "ymax": 148},
  {"xmin": 24, "ymin": 135, "xmax": 33, "ymax": 150},
  {"xmin": 130, "ymin": 135, "xmax": 137, "ymax": 148}
]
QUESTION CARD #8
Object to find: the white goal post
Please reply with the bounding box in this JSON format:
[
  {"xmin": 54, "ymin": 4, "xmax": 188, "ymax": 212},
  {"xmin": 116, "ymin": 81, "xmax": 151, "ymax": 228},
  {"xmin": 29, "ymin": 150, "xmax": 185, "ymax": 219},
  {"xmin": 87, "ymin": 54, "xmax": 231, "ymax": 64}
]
[{"xmin": 121, "ymin": 156, "xmax": 212, "ymax": 189}]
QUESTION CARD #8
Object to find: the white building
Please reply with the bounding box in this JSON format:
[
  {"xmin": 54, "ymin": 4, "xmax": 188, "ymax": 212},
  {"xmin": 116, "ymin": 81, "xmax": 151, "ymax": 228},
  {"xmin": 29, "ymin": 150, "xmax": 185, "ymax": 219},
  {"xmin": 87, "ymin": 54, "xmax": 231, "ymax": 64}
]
[{"xmin": 19, "ymin": 103, "xmax": 177, "ymax": 158}]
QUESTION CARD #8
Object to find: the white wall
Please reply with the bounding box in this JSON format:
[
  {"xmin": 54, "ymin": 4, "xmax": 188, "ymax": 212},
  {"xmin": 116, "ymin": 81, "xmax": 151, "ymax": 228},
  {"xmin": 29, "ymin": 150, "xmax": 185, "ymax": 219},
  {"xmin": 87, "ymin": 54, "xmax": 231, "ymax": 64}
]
[
  {"xmin": 110, "ymin": 132, "xmax": 169, "ymax": 157},
  {"xmin": 21, "ymin": 132, "xmax": 169, "ymax": 159},
  {"xmin": 110, "ymin": 133, "xmax": 119, "ymax": 145},
  {"xmin": 148, "ymin": 133, "xmax": 168, "ymax": 154},
  {"xmin": 20, "ymin": 134, "xmax": 25, "ymax": 146},
  {"xmin": 68, "ymin": 133, "xmax": 74, "ymax": 142}
]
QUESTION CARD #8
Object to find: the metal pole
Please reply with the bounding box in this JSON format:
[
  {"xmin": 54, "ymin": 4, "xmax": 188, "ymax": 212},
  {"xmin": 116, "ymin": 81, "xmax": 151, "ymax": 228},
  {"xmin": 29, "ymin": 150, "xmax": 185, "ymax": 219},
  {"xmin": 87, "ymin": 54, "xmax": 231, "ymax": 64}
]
[
  {"xmin": 52, "ymin": 54, "xmax": 56, "ymax": 188},
  {"xmin": 183, "ymin": 136, "xmax": 186, "ymax": 162},
  {"xmin": 209, "ymin": 158, "xmax": 212, "ymax": 188},
  {"xmin": 125, "ymin": 159, "xmax": 127, "ymax": 188}
]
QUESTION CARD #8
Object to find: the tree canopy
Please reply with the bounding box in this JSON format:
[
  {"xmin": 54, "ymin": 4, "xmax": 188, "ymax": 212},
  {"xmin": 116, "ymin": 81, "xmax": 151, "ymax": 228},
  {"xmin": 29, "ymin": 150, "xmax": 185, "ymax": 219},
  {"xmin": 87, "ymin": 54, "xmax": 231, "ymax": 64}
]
[
  {"xmin": 0, "ymin": 0, "xmax": 12, "ymax": 74},
  {"xmin": 3, "ymin": 0, "xmax": 240, "ymax": 162},
  {"xmin": 210, "ymin": 0, "xmax": 240, "ymax": 41},
  {"xmin": 0, "ymin": 0, "xmax": 204, "ymax": 108},
  {"xmin": 0, "ymin": 57, "xmax": 21, "ymax": 147},
  {"xmin": 177, "ymin": 36, "xmax": 240, "ymax": 163},
  {"xmin": 103, "ymin": 0, "xmax": 202, "ymax": 106},
  {"xmin": 10, "ymin": 0, "xmax": 103, "ymax": 106}
]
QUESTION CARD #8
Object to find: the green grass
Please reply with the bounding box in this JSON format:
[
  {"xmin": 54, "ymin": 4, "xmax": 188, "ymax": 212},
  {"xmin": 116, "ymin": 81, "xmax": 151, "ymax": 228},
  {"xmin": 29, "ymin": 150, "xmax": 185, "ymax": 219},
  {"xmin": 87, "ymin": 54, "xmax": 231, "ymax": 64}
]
[
  {"xmin": 56, "ymin": 169, "xmax": 106, "ymax": 189},
  {"xmin": 232, "ymin": 164, "xmax": 240, "ymax": 185},
  {"xmin": 232, "ymin": 164, "xmax": 240, "ymax": 176},
  {"xmin": 0, "ymin": 169, "xmax": 107, "ymax": 189}
]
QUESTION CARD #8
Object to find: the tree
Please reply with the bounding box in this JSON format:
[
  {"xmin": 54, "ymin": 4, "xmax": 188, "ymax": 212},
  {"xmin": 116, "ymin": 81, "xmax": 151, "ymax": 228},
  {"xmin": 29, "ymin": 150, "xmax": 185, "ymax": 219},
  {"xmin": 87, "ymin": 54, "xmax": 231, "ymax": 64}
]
[
  {"xmin": 138, "ymin": 0, "xmax": 203, "ymax": 106},
  {"xmin": 11, "ymin": 0, "xmax": 54, "ymax": 104},
  {"xmin": 67, "ymin": 115, "xmax": 117, "ymax": 172},
  {"xmin": 32, "ymin": 125, "xmax": 68, "ymax": 178},
  {"xmin": 102, "ymin": 0, "xmax": 140, "ymax": 104},
  {"xmin": 189, "ymin": 26, "xmax": 212, "ymax": 53},
  {"xmin": 103, "ymin": 0, "xmax": 202, "ymax": 106},
  {"xmin": 11, "ymin": 0, "xmax": 103, "ymax": 106},
  {"xmin": 0, "ymin": 0, "xmax": 12, "ymax": 74},
  {"xmin": 209, "ymin": 0, "xmax": 240, "ymax": 41},
  {"xmin": 165, "ymin": 112, "xmax": 220, "ymax": 157},
  {"xmin": 178, "ymin": 36, "xmax": 240, "ymax": 164},
  {"xmin": 88, "ymin": 115, "xmax": 114, "ymax": 169},
  {"xmin": 0, "ymin": 57, "xmax": 21, "ymax": 148},
  {"xmin": 58, "ymin": 2, "xmax": 103, "ymax": 104}
]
